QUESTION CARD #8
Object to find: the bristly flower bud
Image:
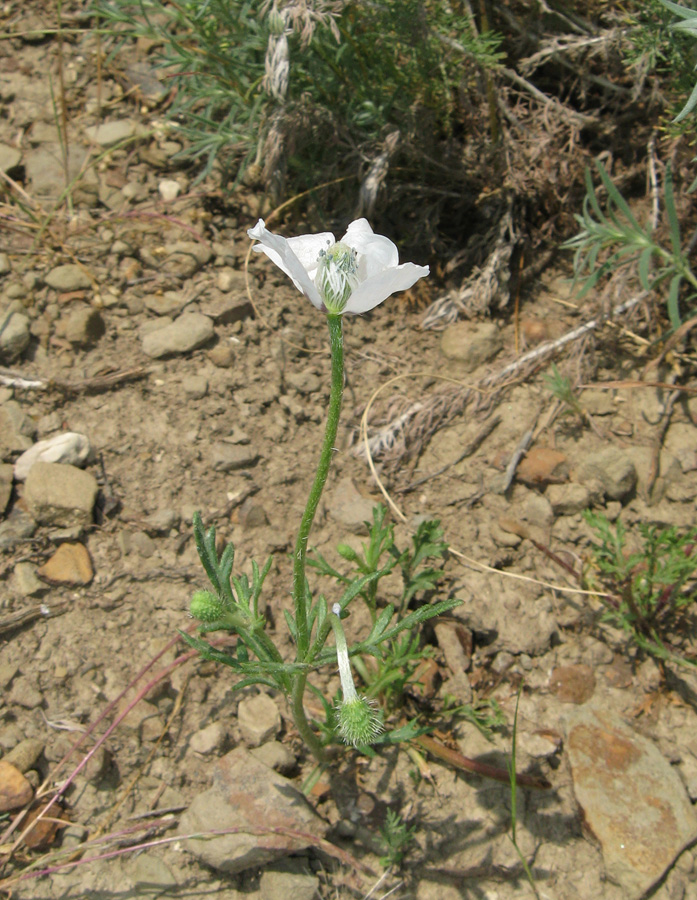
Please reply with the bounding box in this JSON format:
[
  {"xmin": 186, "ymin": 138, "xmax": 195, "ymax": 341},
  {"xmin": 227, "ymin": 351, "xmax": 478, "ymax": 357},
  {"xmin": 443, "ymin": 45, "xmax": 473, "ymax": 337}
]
[
  {"xmin": 337, "ymin": 696, "xmax": 384, "ymax": 748},
  {"xmin": 330, "ymin": 602, "xmax": 384, "ymax": 747},
  {"xmin": 315, "ymin": 241, "xmax": 360, "ymax": 314},
  {"xmin": 190, "ymin": 590, "xmax": 228, "ymax": 623}
]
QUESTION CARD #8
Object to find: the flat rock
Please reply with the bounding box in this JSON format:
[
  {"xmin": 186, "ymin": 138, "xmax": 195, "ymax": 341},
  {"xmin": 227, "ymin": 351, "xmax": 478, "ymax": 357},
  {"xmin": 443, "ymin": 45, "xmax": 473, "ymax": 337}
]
[
  {"xmin": 286, "ymin": 370, "xmax": 321, "ymax": 395},
  {"xmin": 259, "ymin": 869, "xmax": 319, "ymax": 900},
  {"xmin": 329, "ymin": 477, "xmax": 375, "ymax": 534},
  {"xmin": 178, "ymin": 747, "xmax": 327, "ymax": 874},
  {"xmin": 238, "ymin": 497, "xmax": 269, "ymax": 529},
  {"xmin": 8, "ymin": 675, "xmax": 44, "ymax": 709},
  {"xmin": 0, "ymin": 463, "xmax": 12, "ymax": 515},
  {"xmin": 452, "ymin": 574, "xmax": 558, "ymax": 655},
  {"xmin": 12, "ymin": 562, "xmax": 47, "ymax": 597},
  {"xmin": 144, "ymin": 291, "xmax": 186, "ymax": 317},
  {"xmin": 58, "ymin": 307, "xmax": 105, "ymax": 346},
  {"xmin": 201, "ymin": 294, "xmax": 255, "ymax": 324},
  {"xmin": 190, "ymin": 722, "xmax": 227, "ymax": 756},
  {"xmin": 162, "ymin": 241, "xmax": 213, "ymax": 279},
  {"xmin": 45, "ymin": 264, "xmax": 92, "ymax": 292},
  {"xmin": 25, "ymin": 145, "xmax": 88, "ymax": 199},
  {"xmin": 141, "ymin": 313, "xmax": 214, "ymax": 358},
  {"xmin": 212, "ymin": 442, "xmax": 259, "ymax": 472},
  {"xmin": 0, "ymin": 508, "xmax": 36, "ymax": 550},
  {"xmin": 564, "ymin": 700, "xmax": 697, "ymax": 898},
  {"xmin": 23, "ymin": 462, "xmax": 98, "ymax": 528},
  {"xmin": 14, "ymin": 432, "xmax": 91, "ymax": 481},
  {"xmin": 0, "ymin": 311, "xmax": 30, "ymax": 361},
  {"xmin": 549, "ymin": 664, "xmax": 595, "ymax": 704},
  {"xmin": 238, "ymin": 694, "xmax": 282, "ymax": 747},
  {"xmin": 0, "ymin": 143, "xmax": 22, "ymax": 173},
  {"xmin": 516, "ymin": 447, "xmax": 569, "ymax": 485},
  {"xmin": 546, "ymin": 482, "xmax": 591, "ymax": 516},
  {"xmin": 38, "ymin": 542, "xmax": 93, "ymax": 585},
  {"xmin": 440, "ymin": 321, "xmax": 503, "ymax": 371},
  {"xmin": 84, "ymin": 119, "xmax": 140, "ymax": 146},
  {"xmin": 0, "ymin": 401, "xmax": 36, "ymax": 460},
  {"xmin": 250, "ymin": 741, "xmax": 296, "ymax": 775},
  {"xmin": 576, "ymin": 447, "xmax": 637, "ymax": 501},
  {"xmin": 4, "ymin": 738, "xmax": 45, "ymax": 773},
  {"xmin": 130, "ymin": 854, "xmax": 177, "ymax": 893},
  {"xmin": 0, "ymin": 759, "xmax": 33, "ymax": 812}
]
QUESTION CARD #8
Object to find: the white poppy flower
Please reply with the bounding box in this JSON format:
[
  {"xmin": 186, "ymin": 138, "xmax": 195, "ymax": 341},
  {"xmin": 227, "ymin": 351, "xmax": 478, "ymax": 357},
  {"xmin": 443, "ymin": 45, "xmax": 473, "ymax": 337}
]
[{"xmin": 247, "ymin": 217, "xmax": 429, "ymax": 315}]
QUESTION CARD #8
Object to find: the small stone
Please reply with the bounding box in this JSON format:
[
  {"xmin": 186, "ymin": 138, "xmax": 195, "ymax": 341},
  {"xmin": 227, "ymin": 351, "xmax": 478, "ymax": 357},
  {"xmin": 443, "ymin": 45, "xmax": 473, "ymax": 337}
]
[
  {"xmin": 216, "ymin": 268, "xmax": 247, "ymax": 293},
  {"xmin": 141, "ymin": 312, "xmax": 214, "ymax": 358},
  {"xmin": 207, "ymin": 342, "xmax": 236, "ymax": 368},
  {"xmin": 564, "ymin": 700, "xmax": 697, "ymax": 898},
  {"xmin": 38, "ymin": 542, "xmax": 93, "ymax": 585},
  {"xmin": 330, "ymin": 477, "xmax": 375, "ymax": 535},
  {"xmin": 0, "ymin": 665, "xmax": 18, "ymax": 694},
  {"xmin": 21, "ymin": 800, "xmax": 65, "ymax": 849},
  {"xmin": 119, "ymin": 699, "xmax": 163, "ymax": 742},
  {"xmin": 0, "ymin": 143, "xmax": 22, "ymax": 174},
  {"xmin": 23, "ymin": 462, "xmax": 98, "ymax": 528},
  {"xmin": 576, "ymin": 448, "xmax": 637, "ymax": 501},
  {"xmin": 178, "ymin": 747, "xmax": 326, "ymax": 874},
  {"xmin": 12, "ymin": 562, "xmax": 47, "ymax": 597},
  {"xmin": 250, "ymin": 741, "xmax": 296, "ymax": 775},
  {"xmin": 0, "ymin": 311, "xmax": 30, "ymax": 362},
  {"xmin": 259, "ymin": 869, "xmax": 320, "ymax": 900},
  {"xmin": 4, "ymin": 739, "xmax": 45, "ymax": 774},
  {"xmin": 182, "ymin": 375, "xmax": 208, "ymax": 400},
  {"xmin": 162, "ymin": 241, "xmax": 213, "ymax": 279},
  {"xmin": 0, "ymin": 400, "xmax": 35, "ymax": 460},
  {"xmin": 516, "ymin": 447, "xmax": 569, "ymax": 485},
  {"xmin": 45, "ymin": 264, "xmax": 92, "ymax": 292},
  {"xmin": 547, "ymin": 482, "xmax": 591, "ymax": 516},
  {"xmin": 440, "ymin": 321, "xmax": 503, "ymax": 371},
  {"xmin": 8, "ymin": 675, "xmax": 44, "ymax": 709},
  {"xmin": 143, "ymin": 509, "xmax": 179, "ymax": 535},
  {"xmin": 84, "ymin": 119, "xmax": 140, "ymax": 147},
  {"xmin": 60, "ymin": 307, "xmax": 105, "ymax": 346},
  {"xmin": 144, "ymin": 291, "xmax": 185, "ymax": 317},
  {"xmin": 286, "ymin": 371, "xmax": 321, "ymax": 395},
  {"xmin": 238, "ymin": 694, "xmax": 281, "ymax": 747},
  {"xmin": 434, "ymin": 622, "xmax": 472, "ymax": 704},
  {"xmin": 201, "ymin": 294, "xmax": 254, "ymax": 324},
  {"xmin": 14, "ymin": 432, "xmax": 91, "ymax": 481},
  {"xmin": 130, "ymin": 854, "xmax": 177, "ymax": 892},
  {"xmin": 0, "ymin": 252, "xmax": 11, "ymax": 275},
  {"xmin": 190, "ymin": 722, "xmax": 227, "ymax": 755},
  {"xmin": 0, "ymin": 508, "xmax": 37, "ymax": 550},
  {"xmin": 0, "ymin": 462, "xmax": 12, "ymax": 515},
  {"xmin": 518, "ymin": 730, "xmax": 562, "ymax": 760},
  {"xmin": 0, "ymin": 759, "xmax": 34, "ymax": 812},
  {"xmin": 131, "ymin": 530, "xmax": 156, "ymax": 558},
  {"xmin": 238, "ymin": 497, "xmax": 269, "ymax": 529},
  {"xmin": 158, "ymin": 179, "xmax": 181, "ymax": 201},
  {"xmin": 212, "ymin": 443, "xmax": 259, "ymax": 472},
  {"xmin": 550, "ymin": 664, "xmax": 596, "ymax": 704}
]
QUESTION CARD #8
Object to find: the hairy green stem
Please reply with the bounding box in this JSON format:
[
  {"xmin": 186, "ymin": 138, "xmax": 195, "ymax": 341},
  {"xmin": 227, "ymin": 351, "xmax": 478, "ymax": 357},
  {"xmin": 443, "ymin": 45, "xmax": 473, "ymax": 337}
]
[
  {"xmin": 292, "ymin": 314, "xmax": 344, "ymax": 658},
  {"xmin": 289, "ymin": 314, "xmax": 344, "ymax": 763}
]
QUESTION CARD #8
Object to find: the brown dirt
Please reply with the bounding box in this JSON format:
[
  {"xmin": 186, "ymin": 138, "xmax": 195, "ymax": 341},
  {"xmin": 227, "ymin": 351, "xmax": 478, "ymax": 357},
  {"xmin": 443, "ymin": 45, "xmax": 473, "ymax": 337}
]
[{"xmin": 1, "ymin": 5, "xmax": 697, "ymax": 900}]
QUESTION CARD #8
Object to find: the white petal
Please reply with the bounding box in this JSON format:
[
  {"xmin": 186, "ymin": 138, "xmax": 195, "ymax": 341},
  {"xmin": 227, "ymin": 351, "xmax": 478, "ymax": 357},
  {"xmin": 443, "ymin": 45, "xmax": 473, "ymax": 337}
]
[
  {"xmin": 247, "ymin": 219, "xmax": 330, "ymax": 308},
  {"xmin": 342, "ymin": 219, "xmax": 398, "ymax": 278},
  {"xmin": 345, "ymin": 263, "xmax": 430, "ymax": 314}
]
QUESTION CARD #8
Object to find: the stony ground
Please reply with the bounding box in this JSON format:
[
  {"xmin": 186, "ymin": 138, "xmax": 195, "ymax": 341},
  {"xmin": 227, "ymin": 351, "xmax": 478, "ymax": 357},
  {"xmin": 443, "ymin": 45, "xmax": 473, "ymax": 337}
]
[{"xmin": 1, "ymin": 5, "xmax": 697, "ymax": 900}]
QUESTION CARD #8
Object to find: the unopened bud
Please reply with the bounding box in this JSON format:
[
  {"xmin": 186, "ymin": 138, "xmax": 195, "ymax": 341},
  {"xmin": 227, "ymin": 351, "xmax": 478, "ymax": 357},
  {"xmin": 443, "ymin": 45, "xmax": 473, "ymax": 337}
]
[{"xmin": 190, "ymin": 590, "xmax": 228, "ymax": 623}]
